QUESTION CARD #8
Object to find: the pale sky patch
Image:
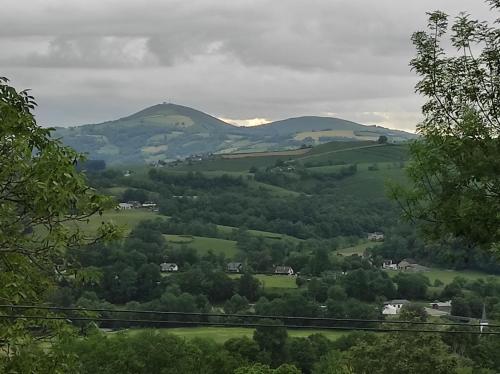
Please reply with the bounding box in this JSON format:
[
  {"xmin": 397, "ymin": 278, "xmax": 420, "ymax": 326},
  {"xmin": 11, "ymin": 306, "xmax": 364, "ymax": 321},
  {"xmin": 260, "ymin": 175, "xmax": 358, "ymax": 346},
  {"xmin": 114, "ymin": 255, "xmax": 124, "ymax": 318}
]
[{"xmin": 220, "ymin": 117, "xmax": 271, "ymax": 127}]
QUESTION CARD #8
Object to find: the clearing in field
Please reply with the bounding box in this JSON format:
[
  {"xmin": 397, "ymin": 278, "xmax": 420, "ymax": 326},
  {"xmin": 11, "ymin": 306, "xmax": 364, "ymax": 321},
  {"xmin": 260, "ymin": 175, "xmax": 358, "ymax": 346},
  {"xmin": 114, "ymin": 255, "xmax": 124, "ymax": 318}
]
[
  {"xmin": 217, "ymin": 224, "xmax": 301, "ymax": 243},
  {"xmin": 385, "ymin": 267, "xmax": 500, "ymax": 285},
  {"xmin": 229, "ymin": 274, "xmax": 298, "ymax": 289},
  {"xmin": 164, "ymin": 234, "xmax": 239, "ymax": 258},
  {"xmin": 336, "ymin": 241, "xmax": 381, "ymax": 256},
  {"xmin": 294, "ymin": 130, "xmax": 379, "ymax": 141},
  {"xmin": 220, "ymin": 148, "xmax": 311, "ymax": 159},
  {"xmin": 71, "ymin": 209, "xmax": 160, "ymax": 235},
  {"xmin": 117, "ymin": 327, "xmax": 347, "ymax": 344}
]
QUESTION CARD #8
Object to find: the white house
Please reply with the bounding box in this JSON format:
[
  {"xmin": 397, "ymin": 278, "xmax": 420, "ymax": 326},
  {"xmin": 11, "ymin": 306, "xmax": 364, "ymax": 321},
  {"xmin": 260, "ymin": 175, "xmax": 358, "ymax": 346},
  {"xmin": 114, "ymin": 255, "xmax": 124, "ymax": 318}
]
[
  {"xmin": 142, "ymin": 201, "xmax": 157, "ymax": 208},
  {"xmin": 382, "ymin": 299, "xmax": 410, "ymax": 315},
  {"xmin": 382, "ymin": 260, "xmax": 397, "ymax": 270},
  {"xmin": 160, "ymin": 263, "xmax": 178, "ymax": 272},
  {"xmin": 118, "ymin": 202, "xmax": 133, "ymax": 210},
  {"xmin": 274, "ymin": 266, "xmax": 294, "ymax": 276},
  {"xmin": 368, "ymin": 232, "xmax": 384, "ymax": 241}
]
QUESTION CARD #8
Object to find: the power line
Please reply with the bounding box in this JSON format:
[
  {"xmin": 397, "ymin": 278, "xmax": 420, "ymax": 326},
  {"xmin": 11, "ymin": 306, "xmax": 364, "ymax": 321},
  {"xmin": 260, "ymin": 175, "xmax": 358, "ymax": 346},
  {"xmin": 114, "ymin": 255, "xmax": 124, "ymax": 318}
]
[
  {"xmin": 0, "ymin": 314, "xmax": 498, "ymax": 335},
  {"xmin": 0, "ymin": 304, "xmax": 496, "ymax": 329}
]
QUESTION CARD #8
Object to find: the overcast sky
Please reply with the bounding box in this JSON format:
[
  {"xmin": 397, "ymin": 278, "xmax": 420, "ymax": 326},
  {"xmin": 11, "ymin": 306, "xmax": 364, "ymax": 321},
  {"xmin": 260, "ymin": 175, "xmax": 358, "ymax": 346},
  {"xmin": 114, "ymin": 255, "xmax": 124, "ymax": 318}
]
[{"xmin": 0, "ymin": 0, "xmax": 492, "ymax": 131}]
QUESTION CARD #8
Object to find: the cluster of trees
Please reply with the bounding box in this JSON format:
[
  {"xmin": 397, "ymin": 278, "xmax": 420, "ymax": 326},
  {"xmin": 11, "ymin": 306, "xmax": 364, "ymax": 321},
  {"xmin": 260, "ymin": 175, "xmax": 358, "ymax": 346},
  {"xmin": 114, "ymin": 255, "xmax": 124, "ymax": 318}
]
[
  {"xmin": 370, "ymin": 225, "xmax": 500, "ymax": 273},
  {"xmin": 7, "ymin": 326, "xmax": 500, "ymax": 373},
  {"xmin": 253, "ymin": 164, "xmax": 358, "ymax": 194},
  {"xmin": 84, "ymin": 162, "xmax": 395, "ymax": 240}
]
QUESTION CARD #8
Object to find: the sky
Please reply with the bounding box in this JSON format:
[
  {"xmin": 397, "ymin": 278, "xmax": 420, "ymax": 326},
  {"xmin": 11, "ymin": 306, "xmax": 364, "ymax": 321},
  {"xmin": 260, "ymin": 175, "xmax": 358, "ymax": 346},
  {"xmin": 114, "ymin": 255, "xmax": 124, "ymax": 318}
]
[{"xmin": 0, "ymin": 0, "xmax": 492, "ymax": 132}]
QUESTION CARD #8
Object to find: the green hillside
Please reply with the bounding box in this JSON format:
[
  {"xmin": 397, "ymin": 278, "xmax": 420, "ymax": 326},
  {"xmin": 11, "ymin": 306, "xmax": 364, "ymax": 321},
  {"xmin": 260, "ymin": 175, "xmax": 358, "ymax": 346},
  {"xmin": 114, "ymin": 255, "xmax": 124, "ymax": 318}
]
[
  {"xmin": 173, "ymin": 142, "xmax": 409, "ymax": 173},
  {"xmin": 55, "ymin": 103, "xmax": 251, "ymax": 165},
  {"xmin": 249, "ymin": 116, "xmax": 417, "ymax": 141},
  {"xmin": 55, "ymin": 104, "xmax": 416, "ymax": 165}
]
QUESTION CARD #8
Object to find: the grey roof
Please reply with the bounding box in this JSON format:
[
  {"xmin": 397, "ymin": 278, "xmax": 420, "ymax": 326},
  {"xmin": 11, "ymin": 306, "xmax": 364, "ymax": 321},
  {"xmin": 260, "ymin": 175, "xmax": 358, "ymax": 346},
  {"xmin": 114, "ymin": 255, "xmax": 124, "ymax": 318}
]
[
  {"xmin": 275, "ymin": 266, "xmax": 293, "ymax": 273},
  {"xmin": 384, "ymin": 299, "xmax": 410, "ymax": 305}
]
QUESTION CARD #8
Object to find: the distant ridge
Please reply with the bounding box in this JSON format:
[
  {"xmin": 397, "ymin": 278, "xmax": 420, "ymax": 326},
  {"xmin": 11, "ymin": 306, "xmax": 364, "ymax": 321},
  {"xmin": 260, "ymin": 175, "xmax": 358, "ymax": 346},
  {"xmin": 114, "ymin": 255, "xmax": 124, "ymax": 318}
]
[{"xmin": 54, "ymin": 103, "xmax": 417, "ymax": 165}]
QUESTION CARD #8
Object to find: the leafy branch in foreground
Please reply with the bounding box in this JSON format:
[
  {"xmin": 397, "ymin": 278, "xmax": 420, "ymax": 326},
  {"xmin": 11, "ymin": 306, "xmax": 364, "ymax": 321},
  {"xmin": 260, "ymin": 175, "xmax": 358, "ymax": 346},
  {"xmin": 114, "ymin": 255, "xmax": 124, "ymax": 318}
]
[
  {"xmin": 0, "ymin": 77, "xmax": 120, "ymax": 371},
  {"xmin": 392, "ymin": 2, "xmax": 500, "ymax": 250}
]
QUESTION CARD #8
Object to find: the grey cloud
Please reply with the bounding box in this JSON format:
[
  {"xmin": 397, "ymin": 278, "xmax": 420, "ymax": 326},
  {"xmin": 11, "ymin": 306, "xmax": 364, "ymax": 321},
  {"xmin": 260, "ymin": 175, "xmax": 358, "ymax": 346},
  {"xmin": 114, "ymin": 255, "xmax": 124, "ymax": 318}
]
[
  {"xmin": 1, "ymin": 36, "xmax": 155, "ymax": 68},
  {"xmin": 0, "ymin": 0, "xmax": 492, "ymax": 132}
]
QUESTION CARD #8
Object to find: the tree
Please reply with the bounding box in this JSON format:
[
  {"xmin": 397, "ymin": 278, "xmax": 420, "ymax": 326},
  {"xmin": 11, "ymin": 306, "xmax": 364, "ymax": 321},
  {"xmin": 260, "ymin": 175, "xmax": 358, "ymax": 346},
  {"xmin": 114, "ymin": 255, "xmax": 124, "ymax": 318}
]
[
  {"xmin": 377, "ymin": 135, "xmax": 388, "ymax": 144},
  {"xmin": 399, "ymin": 303, "xmax": 428, "ymax": 322},
  {"xmin": 347, "ymin": 333, "xmax": 459, "ymax": 374},
  {"xmin": 225, "ymin": 294, "xmax": 250, "ymax": 314},
  {"xmin": 224, "ymin": 336, "xmax": 260, "ymax": 363},
  {"xmin": 393, "ymin": 2, "xmax": 500, "ymax": 250},
  {"xmin": 312, "ymin": 350, "xmax": 353, "ymax": 374},
  {"xmin": 238, "ymin": 272, "xmax": 261, "ymax": 301},
  {"xmin": 234, "ymin": 363, "xmax": 301, "ymax": 374},
  {"xmin": 394, "ymin": 273, "xmax": 429, "ymax": 300},
  {"xmin": 288, "ymin": 337, "xmax": 317, "ymax": 374},
  {"xmin": 122, "ymin": 188, "xmax": 149, "ymax": 203},
  {"xmin": 253, "ymin": 319, "xmax": 289, "ymax": 367},
  {"xmin": 0, "ymin": 78, "xmax": 118, "ymax": 369}
]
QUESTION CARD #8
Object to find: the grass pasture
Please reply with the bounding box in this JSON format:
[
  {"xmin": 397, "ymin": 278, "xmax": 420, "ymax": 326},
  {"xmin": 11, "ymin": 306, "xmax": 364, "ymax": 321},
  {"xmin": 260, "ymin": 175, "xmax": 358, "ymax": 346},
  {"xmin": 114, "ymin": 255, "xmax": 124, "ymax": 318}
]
[
  {"xmin": 164, "ymin": 234, "xmax": 239, "ymax": 258},
  {"xmin": 71, "ymin": 209, "xmax": 160, "ymax": 235},
  {"xmin": 296, "ymin": 143, "xmax": 409, "ymax": 165},
  {"xmin": 216, "ymin": 224, "xmax": 301, "ymax": 243},
  {"xmin": 220, "ymin": 148, "xmax": 311, "ymax": 159},
  {"xmin": 423, "ymin": 269, "xmax": 500, "ymax": 285},
  {"xmin": 229, "ymin": 274, "xmax": 298, "ymax": 289},
  {"xmin": 385, "ymin": 268, "xmax": 500, "ymax": 285},
  {"xmin": 336, "ymin": 241, "xmax": 381, "ymax": 256},
  {"xmin": 331, "ymin": 168, "xmax": 408, "ymax": 199},
  {"xmin": 118, "ymin": 327, "xmax": 346, "ymax": 344}
]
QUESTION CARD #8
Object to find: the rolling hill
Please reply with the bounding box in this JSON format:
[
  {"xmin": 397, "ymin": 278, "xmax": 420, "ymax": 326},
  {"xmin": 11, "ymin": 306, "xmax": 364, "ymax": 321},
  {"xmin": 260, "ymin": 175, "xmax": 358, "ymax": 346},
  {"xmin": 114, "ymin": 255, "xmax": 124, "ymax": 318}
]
[{"xmin": 54, "ymin": 103, "xmax": 417, "ymax": 165}]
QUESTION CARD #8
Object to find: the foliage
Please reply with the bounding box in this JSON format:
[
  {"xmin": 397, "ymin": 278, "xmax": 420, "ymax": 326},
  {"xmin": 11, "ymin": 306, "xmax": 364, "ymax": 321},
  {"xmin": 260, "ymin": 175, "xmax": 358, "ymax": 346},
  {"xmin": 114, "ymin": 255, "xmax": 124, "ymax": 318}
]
[
  {"xmin": 393, "ymin": 3, "xmax": 500, "ymax": 249},
  {"xmin": 346, "ymin": 333, "xmax": 459, "ymax": 374},
  {"xmin": 0, "ymin": 77, "xmax": 119, "ymax": 370}
]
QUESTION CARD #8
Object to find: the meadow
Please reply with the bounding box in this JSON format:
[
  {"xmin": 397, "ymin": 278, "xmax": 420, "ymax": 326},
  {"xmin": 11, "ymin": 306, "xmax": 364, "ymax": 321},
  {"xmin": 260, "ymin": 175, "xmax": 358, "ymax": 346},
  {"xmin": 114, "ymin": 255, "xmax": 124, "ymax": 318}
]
[
  {"xmin": 69, "ymin": 209, "xmax": 160, "ymax": 234},
  {"xmin": 118, "ymin": 327, "xmax": 346, "ymax": 344},
  {"xmin": 336, "ymin": 241, "xmax": 381, "ymax": 256},
  {"xmin": 228, "ymin": 274, "xmax": 298, "ymax": 289},
  {"xmin": 385, "ymin": 268, "xmax": 500, "ymax": 285},
  {"xmin": 164, "ymin": 234, "xmax": 239, "ymax": 257}
]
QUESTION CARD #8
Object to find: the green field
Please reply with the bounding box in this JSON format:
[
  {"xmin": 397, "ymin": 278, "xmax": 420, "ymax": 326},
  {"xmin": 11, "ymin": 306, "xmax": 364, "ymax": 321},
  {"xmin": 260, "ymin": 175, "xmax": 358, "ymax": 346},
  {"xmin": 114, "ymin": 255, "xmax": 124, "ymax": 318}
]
[
  {"xmin": 307, "ymin": 161, "xmax": 406, "ymax": 174},
  {"xmin": 336, "ymin": 241, "xmax": 381, "ymax": 256},
  {"xmin": 385, "ymin": 268, "xmax": 500, "ymax": 285},
  {"xmin": 296, "ymin": 144, "xmax": 409, "ymax": 164},
  {"xmin": 216, "ymin": 224, "xmax": 301, "ymax": 243},
  {"xmin": 165, "ymin": 234, "xmax": 239, "ymax": 257},
  {"xmin": 229, "ymin": 274, "xmax": 298, "ymax": 289},
  {"xmin": 330, "ymin": 168, "xmax": 408, "ymax": 199},
  {"xmin": 119, "ymin": 327, "xmax": 346, "ymax": 343},
  {"xmin": 71, "ymin": 209, "xmax": 161, "ymax": 234}
]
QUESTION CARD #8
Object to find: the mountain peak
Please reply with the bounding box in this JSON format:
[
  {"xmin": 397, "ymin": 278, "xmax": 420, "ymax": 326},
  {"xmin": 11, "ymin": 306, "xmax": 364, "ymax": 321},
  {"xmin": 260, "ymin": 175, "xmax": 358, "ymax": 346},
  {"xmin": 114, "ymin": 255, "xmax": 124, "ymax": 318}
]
[{"xmin": 55, "ymin": 103, "xmax": 416, "ymax": 165}]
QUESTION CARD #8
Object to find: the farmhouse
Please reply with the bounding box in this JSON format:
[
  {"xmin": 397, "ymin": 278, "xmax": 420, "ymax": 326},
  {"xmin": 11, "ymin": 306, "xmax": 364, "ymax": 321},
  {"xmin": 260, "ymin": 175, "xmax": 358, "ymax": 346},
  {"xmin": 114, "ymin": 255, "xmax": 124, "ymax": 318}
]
[
  {"xmin": 382, "ymin": 259, "xmax": 397, "ymax": 270},
  {"xmin": 367, "ymin": 232, "xmax": 384, "ymax": 241},
  {"xmin": 430, "ymin": 300, "xmax": 452, "ymax": 312},
  {"xmin": 142, "ymin": 201, "xmax": 157, "ymax": 208},
  {"xmin": 382, "ymin": 299, "xmax": 410, "ymax": 315},
  {"xmin": 118, "ymin": 202, "xmax": 133, "ymax": 210},
  {"xmin": 274, "ymin": 266, "xmax": 294, "ymax": 276},
  {"xmin": 227, "ymin": 262, "xmax": 243, "ymax": 273},
  {"xmin": 127, "ymin": 200, "xmax": 142, "ymax": 208},
  {"xmin": 160, "ymin": 263, "xmax": 178, "ymax": 272},
  {"xmin": 397, "ymin": 259, "xmax": 429, "ymax": 272}
]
